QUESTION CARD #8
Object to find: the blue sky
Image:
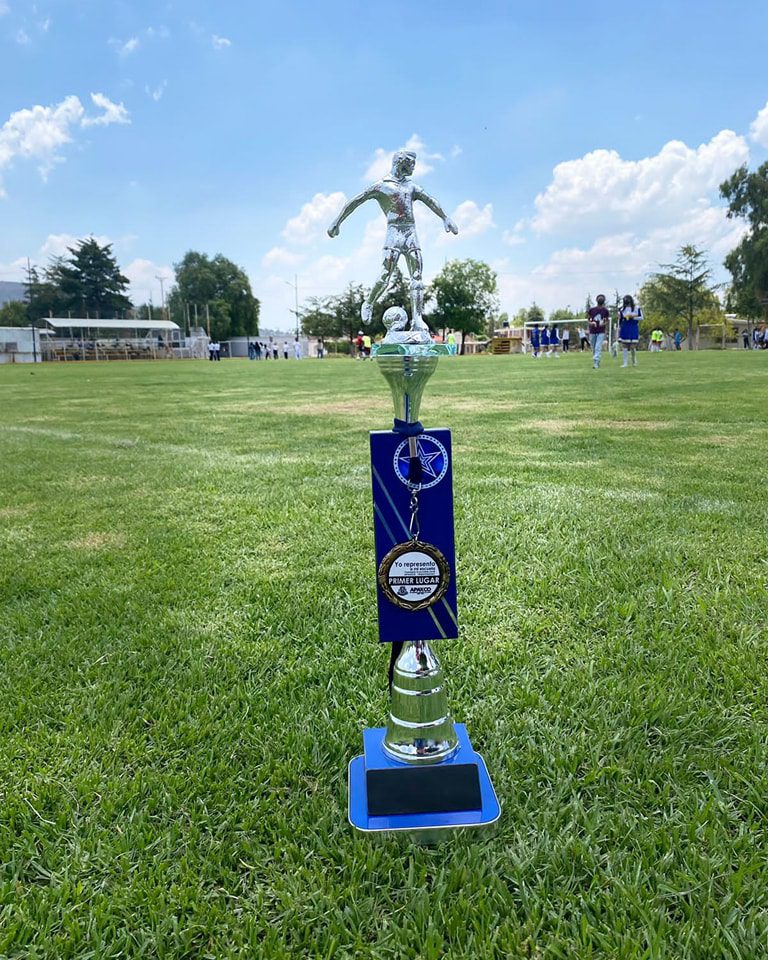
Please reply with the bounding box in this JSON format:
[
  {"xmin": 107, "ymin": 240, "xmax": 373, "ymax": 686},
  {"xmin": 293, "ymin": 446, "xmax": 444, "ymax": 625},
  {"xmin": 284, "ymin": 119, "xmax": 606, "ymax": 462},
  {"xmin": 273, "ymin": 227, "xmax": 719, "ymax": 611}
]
[{"xmin": 2, "ymin": 0, "xmax": 767, "ymax": 328}]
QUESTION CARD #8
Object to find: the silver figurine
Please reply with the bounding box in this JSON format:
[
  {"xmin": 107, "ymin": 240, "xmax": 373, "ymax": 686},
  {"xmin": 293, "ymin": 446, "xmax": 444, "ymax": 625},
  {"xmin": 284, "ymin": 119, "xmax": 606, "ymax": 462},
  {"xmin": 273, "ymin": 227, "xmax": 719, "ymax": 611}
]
[{"xmin": 327, "ymin": 150, "xmax": 458, "ymax": 328}]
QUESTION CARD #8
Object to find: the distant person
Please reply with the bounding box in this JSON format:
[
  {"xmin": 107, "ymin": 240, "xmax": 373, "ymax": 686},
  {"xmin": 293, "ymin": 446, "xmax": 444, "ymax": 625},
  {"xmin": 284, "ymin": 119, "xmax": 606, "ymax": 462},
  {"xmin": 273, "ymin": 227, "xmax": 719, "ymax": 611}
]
[
  {"xmin": 447, "ymin": 330, "xmax": 457, "ymax": 355},
  {"xmin": 355, "ymin": 330, "xmax": 364, "ymax": 360},
  {"xmin": 208, "ymin": 340, "xmax": 215, "ymax": 362},
  {"xmin": 215, "ymin": 341, "xmax": 222, "ymax": 360},
  {"xmin": 549, "ymin": 324, "xmax": 560, "ymax": 358},
  {"xmin": 530, "ymin": 323, "xmax": 540, "ymax": 358},
  {"xmin": 248, "ymin": 341, "xmax": 255, "ymax": 360},
  {"xmin": 578, "ymin": 325, "xmax": 589, "ymax": 351},
  {"xmin": 254, "ymin": 341, "xmax": 262, "ymax": 359},
  {"xmin": 540, "ymin": 322, "xmax": 550, "ymax": 357},
  {"xmin": 587, "ymin": 294, "xmax": 609, "ymax": 369},
  {"xmin": 362, "ymin": 333, "xmax": 372, "ymax": 358},
  {"xmin": 561, "ymin": 327, "xmax": 570, "ymax": 352},
  {"xmin": 283, "ymin": 341, "xmax": 289, "ymax": 359},
  {"xmin": 618, "ymin": 294, "xmax": 643, "ymax": 367},
  {"xmin": 742, "ymin": 328, "xmax": 750, "ymax": 349},
  {"xmin": 674, "ymin": 328, "xmax": 682, "ymax": 351},
  {"xmin": 317, "ymin": 338, "xmax": 325, "ymax": 359},
  {"xmin": 650, "ymin": 327, "xmax": 663, "ymax": 352},
  {"xmin": 294, "ymin": 337, "xmax": 302, "ymax": 359}
]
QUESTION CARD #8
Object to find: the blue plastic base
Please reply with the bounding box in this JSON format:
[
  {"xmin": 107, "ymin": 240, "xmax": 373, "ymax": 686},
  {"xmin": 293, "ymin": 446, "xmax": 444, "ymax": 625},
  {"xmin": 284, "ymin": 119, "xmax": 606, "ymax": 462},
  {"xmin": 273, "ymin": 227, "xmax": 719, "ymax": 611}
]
[{"xmin": 348, "ymin": 724, "xmax": 500, "ymax": 833}]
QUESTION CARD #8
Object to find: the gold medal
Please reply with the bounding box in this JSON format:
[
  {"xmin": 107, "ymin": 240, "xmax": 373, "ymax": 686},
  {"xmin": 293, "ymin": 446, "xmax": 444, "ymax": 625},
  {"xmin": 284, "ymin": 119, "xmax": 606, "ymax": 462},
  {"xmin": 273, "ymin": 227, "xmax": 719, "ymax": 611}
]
[{"xmin": 377, "ymin": 539, "xmax": 451, "ymax": 611}]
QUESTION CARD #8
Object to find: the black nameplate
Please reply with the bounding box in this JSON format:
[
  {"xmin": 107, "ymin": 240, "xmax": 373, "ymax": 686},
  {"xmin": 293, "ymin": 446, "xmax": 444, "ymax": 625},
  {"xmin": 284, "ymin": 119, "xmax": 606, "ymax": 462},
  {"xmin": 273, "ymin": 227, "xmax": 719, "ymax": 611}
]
[{"xmin": 366, "ymin": 763, "xmax": 482, "ymax": 817}]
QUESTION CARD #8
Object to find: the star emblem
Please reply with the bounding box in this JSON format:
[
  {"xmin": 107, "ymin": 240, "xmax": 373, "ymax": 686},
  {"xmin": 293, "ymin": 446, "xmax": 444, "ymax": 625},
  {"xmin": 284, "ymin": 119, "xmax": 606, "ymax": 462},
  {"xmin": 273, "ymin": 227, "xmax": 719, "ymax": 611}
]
[{"xmin": 397, "ymin": 440, "xmax": 443, "ymax": 481}]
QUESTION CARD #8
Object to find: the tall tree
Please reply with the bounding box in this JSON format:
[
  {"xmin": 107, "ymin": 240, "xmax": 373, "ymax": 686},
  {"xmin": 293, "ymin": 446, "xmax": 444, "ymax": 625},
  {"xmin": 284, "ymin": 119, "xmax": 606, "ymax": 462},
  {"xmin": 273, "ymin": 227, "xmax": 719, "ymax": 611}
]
[
  {"xmin": 428, "ymin": 259, "xmax": 498, "ymax": 354},
  {"xmin": 719, "ymin": 162, "xmax": 768, "ymax": 318},
  {"xmin": 526, "ymin": 303, "xmax": 545, "ymax": 324},
  {"xmin": 53, "ymin": 238, "xmax": 132, "ymax": 318},
  {"xmin": 169, "ymin": 251, "xmax": 259, "ymax": 340},
  {"xmin": 640, "ymin": 245, "xmax": 719, "ymax": 349}
]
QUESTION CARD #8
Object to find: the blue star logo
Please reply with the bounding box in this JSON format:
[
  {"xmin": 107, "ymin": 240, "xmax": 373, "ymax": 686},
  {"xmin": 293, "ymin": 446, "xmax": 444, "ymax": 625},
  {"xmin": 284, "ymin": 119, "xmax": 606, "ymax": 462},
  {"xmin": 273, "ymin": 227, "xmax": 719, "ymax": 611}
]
[{"xmin": 393, "ymin": 435, "xmax": 449, "ymax": 490}]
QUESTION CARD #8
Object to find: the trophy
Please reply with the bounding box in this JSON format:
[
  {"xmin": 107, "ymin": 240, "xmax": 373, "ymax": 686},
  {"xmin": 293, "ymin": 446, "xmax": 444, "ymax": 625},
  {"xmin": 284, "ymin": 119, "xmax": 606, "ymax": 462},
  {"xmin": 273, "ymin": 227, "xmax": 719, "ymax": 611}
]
[{"xmin": 328, "ymin": 153, "xmax": 499, "ymax": 834}]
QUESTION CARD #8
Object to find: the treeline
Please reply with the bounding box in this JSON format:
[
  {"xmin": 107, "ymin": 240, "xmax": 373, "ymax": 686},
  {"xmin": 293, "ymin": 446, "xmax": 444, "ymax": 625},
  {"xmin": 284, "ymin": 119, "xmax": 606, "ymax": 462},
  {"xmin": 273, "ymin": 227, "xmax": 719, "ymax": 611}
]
[
  {"xmin": 0, "ymin": 238, "xmax": 260, "ymax": 342},
  {"xmin": 301, "ymin": 258, "xmax": 499, "ymax": 354}
]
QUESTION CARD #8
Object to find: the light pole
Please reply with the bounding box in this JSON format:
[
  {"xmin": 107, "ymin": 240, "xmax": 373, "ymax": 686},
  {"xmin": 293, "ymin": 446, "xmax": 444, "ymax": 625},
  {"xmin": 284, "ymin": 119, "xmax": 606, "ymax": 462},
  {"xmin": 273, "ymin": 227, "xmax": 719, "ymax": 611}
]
[
  {"xmin": 285, "ymin": 274, "xmax": 300, "ymax": 337},
  {"xmin": 156, "ymin": 274, "xmax": 168, "ymax": 325}
]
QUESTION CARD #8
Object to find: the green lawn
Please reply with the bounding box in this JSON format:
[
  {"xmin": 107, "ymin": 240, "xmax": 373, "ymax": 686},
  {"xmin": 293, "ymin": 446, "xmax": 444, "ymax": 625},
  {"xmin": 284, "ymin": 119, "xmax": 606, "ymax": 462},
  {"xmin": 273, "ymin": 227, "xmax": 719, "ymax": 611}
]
[{"xmin": 1, "ymin": 351, "xmax": 767, "ymax": 959}]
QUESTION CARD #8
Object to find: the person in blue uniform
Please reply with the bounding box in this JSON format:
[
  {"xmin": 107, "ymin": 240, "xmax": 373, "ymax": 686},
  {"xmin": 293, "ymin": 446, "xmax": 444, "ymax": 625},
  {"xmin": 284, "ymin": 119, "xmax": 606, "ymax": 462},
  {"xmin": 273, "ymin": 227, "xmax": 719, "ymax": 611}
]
[
  {"xmin": 530, "ymin": 323, "xmax": 540, "ymax": 358},
  {"xmin": 540, "ymin": 323, "xmax": 550, "ymax": 357},
  {"xmin": 618, "ymin": 294, "xmax": 643, "ymax": 367},
  {"xmin": 549, "ymin": 324, "xmax": 560, "ymax": 358}
]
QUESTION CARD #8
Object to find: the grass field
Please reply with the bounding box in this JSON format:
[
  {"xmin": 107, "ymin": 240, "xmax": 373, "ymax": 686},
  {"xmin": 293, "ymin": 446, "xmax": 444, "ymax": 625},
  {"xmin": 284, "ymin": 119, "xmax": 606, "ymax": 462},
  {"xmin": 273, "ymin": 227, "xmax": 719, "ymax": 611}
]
[{"xmin": 1, "ymin": 350, "xmax": 767, "ymax": 959}]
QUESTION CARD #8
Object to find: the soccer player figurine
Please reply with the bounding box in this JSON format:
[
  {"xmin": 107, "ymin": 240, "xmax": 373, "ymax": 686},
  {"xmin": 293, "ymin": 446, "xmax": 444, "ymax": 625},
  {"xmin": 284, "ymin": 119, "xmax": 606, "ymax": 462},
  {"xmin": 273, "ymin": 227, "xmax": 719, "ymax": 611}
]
[{"xmin": 327, "ymin": 151, "xmax": 458, "ymax": 328}]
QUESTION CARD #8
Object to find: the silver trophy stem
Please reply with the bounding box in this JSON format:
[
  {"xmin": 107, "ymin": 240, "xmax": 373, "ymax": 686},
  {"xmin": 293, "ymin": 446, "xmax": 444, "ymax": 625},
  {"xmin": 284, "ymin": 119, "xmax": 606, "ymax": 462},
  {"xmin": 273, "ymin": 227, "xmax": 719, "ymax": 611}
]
[{"xmin": 384, "ymin": 640, "xmax": 459, "ymax": 763}]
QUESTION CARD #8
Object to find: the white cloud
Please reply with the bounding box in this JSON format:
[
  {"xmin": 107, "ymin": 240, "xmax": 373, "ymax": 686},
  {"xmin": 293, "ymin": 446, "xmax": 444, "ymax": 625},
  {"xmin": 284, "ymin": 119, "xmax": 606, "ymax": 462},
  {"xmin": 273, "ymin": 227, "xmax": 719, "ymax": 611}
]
[
  {"xmin": 531, "ymin": 129, "xmax": 749, "ymax": 235},
  {"xmin": 0, "ymin": 94, "xmax": 130, "ymax": 196},
  {"xmin": 15, "ymin": 27, "xmax": 30, "ymax": 45},
  {"xmin": 123, "ymin": 258, "xmax": 173, "ymax": 303},
  {"xmin": 445, "ymin": 200, "xmax": 494, "ymax": 240},
  {"xmin": 0, "ymin": 3, "xmax": 10, "ymax": 16},
  {"xmin": 749, "ymin": 100, "xmax": 768, "ymax": 148},
  {"xmin": 81, "ymin": 93, "xmax": 129, "ymax": 128},
  {"xmin": 39, "ymin": 233, "xmax": 111, "ymax": 259},
  {"xmin": 118, "ymin": 36, "xmax": 140, "ymax": 56},
  {"xmin": 145, "ymin": 81, "xmax": 167, "ymax": 102},
  {"xmin": 450, "ymin": 145, "xmax": 463, "ymax": 158},
  {"xmin": 0, "ymin": 256, "xmax": 27, "ymax": 281},
  {"xmin": 261, "ymin": 247, "xmax": 305, "ymax": 269},
  {"xmin": 363, "ymin": 134, "xmax": 445, "ymax": 181},
  {"xmin": 282, "ymin": 191, "xmax": 347, "ymax": 245},
  {"xmin": 39, "ymin": 17, "xmax": 51, "ymax": 32},
  {"xmin": 212, "ymin": 34, "xmax": 231, "ymax": 50},
  {"xmin": 502, "ymin": 230, "xmax": 525, "ymax": 247}
]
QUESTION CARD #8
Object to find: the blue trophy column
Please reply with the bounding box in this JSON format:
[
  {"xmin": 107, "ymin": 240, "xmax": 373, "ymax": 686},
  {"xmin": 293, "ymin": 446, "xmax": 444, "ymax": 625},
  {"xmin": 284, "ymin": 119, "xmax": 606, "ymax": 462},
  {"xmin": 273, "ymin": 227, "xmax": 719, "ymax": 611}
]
[{"xmin": 348, "ymin": 427, "xmax": 500, "ymax": 834}]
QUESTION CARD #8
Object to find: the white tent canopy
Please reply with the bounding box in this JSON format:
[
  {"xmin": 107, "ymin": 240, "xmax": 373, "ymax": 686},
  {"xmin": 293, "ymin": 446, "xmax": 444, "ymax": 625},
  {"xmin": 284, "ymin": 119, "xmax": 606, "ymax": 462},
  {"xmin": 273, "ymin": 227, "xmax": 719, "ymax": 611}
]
[{"xmin": 45, "ymin": 317, "xmax": 180, "ymax": 331}]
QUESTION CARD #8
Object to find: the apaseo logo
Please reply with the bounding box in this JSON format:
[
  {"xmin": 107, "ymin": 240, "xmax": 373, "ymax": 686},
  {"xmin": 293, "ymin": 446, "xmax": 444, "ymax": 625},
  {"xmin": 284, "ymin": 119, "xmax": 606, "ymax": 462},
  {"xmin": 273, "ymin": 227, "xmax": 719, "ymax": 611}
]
[{"xmin": 393, "ymin": 434, "xmax": 448, "ymax": 490}]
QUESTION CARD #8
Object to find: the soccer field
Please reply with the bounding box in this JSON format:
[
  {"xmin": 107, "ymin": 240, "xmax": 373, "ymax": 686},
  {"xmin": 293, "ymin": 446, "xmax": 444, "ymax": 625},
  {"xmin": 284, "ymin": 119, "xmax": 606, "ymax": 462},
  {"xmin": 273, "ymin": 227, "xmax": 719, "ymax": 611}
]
[{"xmin": 1, "ymin": 352, "xmax": 767, "ymax": 958}]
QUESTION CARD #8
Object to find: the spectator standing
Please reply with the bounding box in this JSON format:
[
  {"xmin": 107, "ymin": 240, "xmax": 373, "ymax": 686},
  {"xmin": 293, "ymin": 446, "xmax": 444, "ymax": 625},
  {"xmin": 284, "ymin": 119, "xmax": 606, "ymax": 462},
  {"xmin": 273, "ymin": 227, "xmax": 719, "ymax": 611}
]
[
  {"xmin": 294, "ymin": 337, "xmax": 302, "ymax": 359},
  {"xmin": 362, "ymin": 333, "xmax": 372, "ymax": 359},
  {"xmin": 530, "ymin": 323, "xmax": 540, "ymax": 358},
  {"xmin": 447, "ymin": 331, "xmax": 457, "ymax": 355},
  {"xmin": 578, "ymin": 325, "xmax": 589, "ymax": 351},
  {"xmin": 650, "ymin": 327, "xmax": 663, "ymax": 352},
  {"xmin": 549, "ymin": 324, "xmax": 560, "ymax": 358},
  {"xmin": 541, "ymin": 323, "xmax": 551, "ymax": 357},
  {"xmin": 317, "ymin": 338, "xmax": 325, "ymax": 359},
  {"xmin": 355, "ymin": 330, "xmax": 364, "ymax": 359},
  {"xmin": 208, "ymin": 340, "xmax": 215, "ymax": 362},
  {"xmin": 282, "ymin": 341, "xmax": 289, "ymax": 359},
  {"xmin": 587, "ymin": 295, "xmax": 610, "ymax": 369},
  {"xmin": 742, "ymin": 328, "xmax": 750, "ymax": 349},
  {"xmin": 562, "ymin": 327, "xmax": 570, "ymax": 352},
  {"xmin": 618, "ymin": 295, "xmax": 643, "ymax": 367},
  {"xmin": 674, "ymin": 328, "xmax": 682, "ymax": 351}
]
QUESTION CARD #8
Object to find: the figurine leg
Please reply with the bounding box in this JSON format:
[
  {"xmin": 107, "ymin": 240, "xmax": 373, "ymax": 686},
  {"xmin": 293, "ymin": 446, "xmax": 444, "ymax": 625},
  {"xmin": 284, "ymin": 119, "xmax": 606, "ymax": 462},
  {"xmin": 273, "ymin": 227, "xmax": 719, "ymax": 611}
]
[
  {"xmin": 405, "ymin": 249, "xmax": 428, "ymax": 330},
  {"xmin": 364, "ymin": 250, "xmax": 399, "ymax": 322}
]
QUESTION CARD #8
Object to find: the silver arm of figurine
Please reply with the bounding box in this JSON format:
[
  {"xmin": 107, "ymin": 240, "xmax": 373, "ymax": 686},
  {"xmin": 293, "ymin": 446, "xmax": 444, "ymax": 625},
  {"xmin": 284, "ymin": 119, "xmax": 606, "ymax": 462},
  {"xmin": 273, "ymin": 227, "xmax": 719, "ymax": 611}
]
[
  {"xmin": 414, "ymin": 186, "xmax": 458, "ymax": 234},
  {"xmin": 327, "ymin": 188, "xmax": 375, "ymax": 238}
]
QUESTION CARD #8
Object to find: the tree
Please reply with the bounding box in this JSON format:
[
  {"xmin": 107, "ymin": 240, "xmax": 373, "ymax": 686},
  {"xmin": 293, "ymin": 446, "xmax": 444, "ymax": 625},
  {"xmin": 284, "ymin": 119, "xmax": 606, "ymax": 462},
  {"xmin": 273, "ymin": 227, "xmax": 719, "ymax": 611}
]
[
  {"xmin": 639, "ymin": 245, "xmax": 720, "ymax": 349},
  {"xmin": 526, "ymin": 303, "xmax": 545, "ymax": 324},
  {"xmin": 428, "ymin": 259, "xmax": 499, "ymax": 354},
  {"xmin": 719, "ymin": 162, "xmax": 768, "ymax": 318},
  {"xmin": 0, "ymin": 301, "xmax": 29, "ymax": 327},
  {"xmin": 53, "ymin": 238, "xmax": 132, "ymax": 317},
  {"xmin": 168, "ymin": 251, "xmax": 259, "ymax": 340},
  {"xmin": 549, "ymin": 306, "xmax": 578, "ymax": 324}
]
